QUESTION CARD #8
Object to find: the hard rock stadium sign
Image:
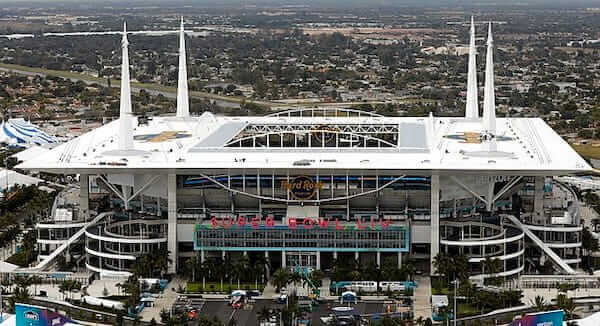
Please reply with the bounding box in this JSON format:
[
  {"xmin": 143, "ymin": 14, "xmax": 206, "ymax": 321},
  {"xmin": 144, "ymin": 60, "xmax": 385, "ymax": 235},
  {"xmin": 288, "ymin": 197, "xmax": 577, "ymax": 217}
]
[{"xmin": 281, "ymin": 176, "xmax": 323, "ymax": 200}]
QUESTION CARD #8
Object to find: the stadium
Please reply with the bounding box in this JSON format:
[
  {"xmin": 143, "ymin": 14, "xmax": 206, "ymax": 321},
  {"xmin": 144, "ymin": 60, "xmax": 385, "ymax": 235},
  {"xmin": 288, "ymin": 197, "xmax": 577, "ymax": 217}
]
[{"xmin": 20, "ymin": 20, "xmax": 592, "ymax": 285}]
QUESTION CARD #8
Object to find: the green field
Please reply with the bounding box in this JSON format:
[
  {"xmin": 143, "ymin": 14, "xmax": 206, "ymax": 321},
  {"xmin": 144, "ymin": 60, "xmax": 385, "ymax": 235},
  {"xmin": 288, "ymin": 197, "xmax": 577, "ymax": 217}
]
[{"xmin": 571, "ymin": 144, "xmax": 600, "ymax": 160}]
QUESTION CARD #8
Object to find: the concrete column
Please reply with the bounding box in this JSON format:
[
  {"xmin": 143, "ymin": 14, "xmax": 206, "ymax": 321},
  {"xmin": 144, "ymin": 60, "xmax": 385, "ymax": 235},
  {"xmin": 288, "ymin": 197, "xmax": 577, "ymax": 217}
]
[
  {"xmin": 265, "ymin": 251, "xmax": 270, "ymax": 279},
  {"xmin": 200, "ymin": 250, "xmax": 205, "ymax": 263},
  {"xmin": 398, "ymin": 252, "xmax": 402, "ymax": 269},
  {"xmin": 282, "ymin": 251, "xmax": 287, "ymax": 268},
  {"xmin": 354, "ymin": 251, "xmax": 359, "ymax": 261},
  {"xmin": 430, "ymin": 174, "xmax": 440, "ymax": 274},
  {"xmin": 316, "ymin": 252, "xmax": 321, "ymax": 270},
  {"xmin": 376, "ymin": 252, "xmax": 381, "ymax": 267},
  {"xmin": 534, "ymin": 176, "xmax": 545, "ymax": 222},
  {"xmin": 167, "ymin": 174, "xmax": 178, "ymax": 274},
  {"xmin": 333, "ymin": 251, "xmax": 337, "ymax": 260},
  {"xmin": 157, "ymin": 197, "xmax": 161, "ymax": 217},
  {"xmin": 123, "ymin": 185, "xmax": 133, "ymax": 210},
  {"xmin": 487, "ymin": 178, "xmax": 495, "ymax": 212},
  {"xmin": 79, "ymin": 174, "xmax": 89, "ymax": 221}
]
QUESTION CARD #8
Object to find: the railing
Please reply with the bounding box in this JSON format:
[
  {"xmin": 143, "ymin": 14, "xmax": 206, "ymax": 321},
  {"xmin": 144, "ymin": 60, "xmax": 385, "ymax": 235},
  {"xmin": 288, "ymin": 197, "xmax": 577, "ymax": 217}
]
[{"xmin": 265, "ymin": 107, "xmax": 384, "ymax": 118}]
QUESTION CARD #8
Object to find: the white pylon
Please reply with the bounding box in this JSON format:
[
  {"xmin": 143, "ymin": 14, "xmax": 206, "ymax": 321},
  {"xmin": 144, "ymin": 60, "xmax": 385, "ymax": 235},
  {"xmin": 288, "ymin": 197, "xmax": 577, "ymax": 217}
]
[
  {"xmin": 118, "ymin": 22, "xmax": 133, "ymax": 150},
  {"xmin": 482, "ymin": 22, "xmax": 497, "ymax": 151},
  {"xmin": 465, "ymin": 16, "xmax": 479, "ymax": 119},
  {"xmin": 176, "ymin": 17, "xmax": 190, "ymax": 118},
  {"xmin": 483, "ymin": 22, "xmax": 496, "ymax": 136}
]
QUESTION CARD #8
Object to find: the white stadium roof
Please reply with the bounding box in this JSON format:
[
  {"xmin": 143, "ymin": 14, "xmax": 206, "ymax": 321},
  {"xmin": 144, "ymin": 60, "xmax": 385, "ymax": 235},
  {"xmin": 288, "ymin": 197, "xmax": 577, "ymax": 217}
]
[
  {"xmin": 15, "ymin": 20, "xmax": 592, "ymax": 176},
  {"xmin": 15, "ymin": 113, "xmax": 591, "ymax": 175}
]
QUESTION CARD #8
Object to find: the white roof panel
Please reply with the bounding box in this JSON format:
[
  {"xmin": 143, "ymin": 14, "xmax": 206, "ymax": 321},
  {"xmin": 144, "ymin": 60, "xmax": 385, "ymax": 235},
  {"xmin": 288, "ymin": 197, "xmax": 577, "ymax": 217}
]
[{"xmin": 15, "ymin": 114, "xmax": 592, "ymax": 175}]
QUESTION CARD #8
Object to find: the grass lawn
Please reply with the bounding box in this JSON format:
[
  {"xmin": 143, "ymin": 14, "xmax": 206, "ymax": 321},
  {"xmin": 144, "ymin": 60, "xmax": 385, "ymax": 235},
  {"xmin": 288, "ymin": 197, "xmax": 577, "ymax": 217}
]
[
  {"xmin": 186, "ymin": 282, "xmax": 265, "ymax": 293},
  {"xmin": 458, "ymin": 303, "xmax": 481, "ymax": 318},
  {"xmin": 5, "ymin": 250, "xmax": 37, "ymax": 267},
  {"xmin": 571, "ymin": 143, "xmax": 600, "ymax": 160},
  {"xmin": 431, "ymin": 287, "xmax": 451, "ymax": 295}
]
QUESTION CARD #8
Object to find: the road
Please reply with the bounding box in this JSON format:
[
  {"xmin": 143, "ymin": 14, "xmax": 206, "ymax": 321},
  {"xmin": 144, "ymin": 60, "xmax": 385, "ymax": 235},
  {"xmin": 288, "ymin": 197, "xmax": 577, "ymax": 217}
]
[
  {"xmin": 0, "ymin": 63, "xmax": 258, "ymax": 109},
  {"xmin": 0, "ymin": 63, "xmax": 422, "ymax": 112}
]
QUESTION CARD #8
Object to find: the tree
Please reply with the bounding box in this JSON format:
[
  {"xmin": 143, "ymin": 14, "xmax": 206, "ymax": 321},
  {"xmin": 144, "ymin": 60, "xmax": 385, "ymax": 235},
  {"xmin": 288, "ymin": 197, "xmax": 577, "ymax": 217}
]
[
  {"xmin": 234, "ymin": 254, "xmax": 250, "ymax": 289},
  {"xmin": 483, "ymin": 257, "xmax": 503, "ymax": 286},
  {"xmin": 433, "ymin": 252, "xmax": 452, "ymax": 282},
  {"xmin": 529, "ymin": 295, "xmax": 547, "ymax": 312},
  {"xmin": 184, "ymin": 255, "xmax": 201, "ymax": 282},
  {"xmin": 556, "ymin": 293, "xmax": 577, "ymax": 319},
  {"xmin": 582, "ymin": 227, "xmax": 599, "ymax": 270},
  {"xmin": 118, "ymin": 275, "xmax": 141, "ymax": 313},
  {"xmin": 272, "ymin": 268, "xmax": 290, "ymax": 293}
]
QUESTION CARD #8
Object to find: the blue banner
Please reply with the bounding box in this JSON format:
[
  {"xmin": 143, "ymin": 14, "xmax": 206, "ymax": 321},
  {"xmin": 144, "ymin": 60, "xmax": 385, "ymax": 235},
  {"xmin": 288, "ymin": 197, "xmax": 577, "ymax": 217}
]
[{"xmin": 15, "ymin": 304, "xmax": 76, "ymax": 326}]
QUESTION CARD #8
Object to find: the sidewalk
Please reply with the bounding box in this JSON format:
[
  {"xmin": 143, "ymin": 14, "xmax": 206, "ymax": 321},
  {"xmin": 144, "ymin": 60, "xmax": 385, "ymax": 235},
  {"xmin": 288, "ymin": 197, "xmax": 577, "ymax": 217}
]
[
  {"xmin": 413, "ymin": 276, "xmax": 432, "ymax": 320},
  {"xmin": 139, "ymin": 277, "xmax": 185, "ymax": 322}
]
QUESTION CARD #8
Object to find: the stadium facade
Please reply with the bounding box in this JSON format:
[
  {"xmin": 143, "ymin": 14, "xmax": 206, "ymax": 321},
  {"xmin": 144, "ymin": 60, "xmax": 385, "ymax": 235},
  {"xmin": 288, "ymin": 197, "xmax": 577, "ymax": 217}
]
[{"xmin": 22, "ymin": 19, "xmax": 592, "ymax": 283}]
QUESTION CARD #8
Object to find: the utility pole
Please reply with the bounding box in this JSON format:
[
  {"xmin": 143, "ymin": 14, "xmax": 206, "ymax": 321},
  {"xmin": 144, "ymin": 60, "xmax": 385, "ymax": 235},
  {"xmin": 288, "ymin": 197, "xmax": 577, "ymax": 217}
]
[{"xmin": 453, "ymin": 279, "xmax": 459, "ymax": 326}]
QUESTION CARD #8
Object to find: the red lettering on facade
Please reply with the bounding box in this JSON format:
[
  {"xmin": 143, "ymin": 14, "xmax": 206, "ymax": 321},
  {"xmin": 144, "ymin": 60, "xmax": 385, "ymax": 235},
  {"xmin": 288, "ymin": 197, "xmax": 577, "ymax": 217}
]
[
  {"xmin": 335, "ymin": 218, "xmax": 343, "ymax": 230},
  {"xmin": 317, "ymin": 218, "xmax": 329, "ymax": 229},
  {"xmin": 303, "ymin": 218, "xmax": 313, "ymax": 229},
  {"xmin": 369, "ymin": 216, "xmax": 376, "ymax": 230},
  {"xmin": 265, "ymin": 216, "xmax": 274, "ymax": 227},
  {"xmin": 250, "ymin": 216, "xmax": 260, "ymax": 229},
  {"xmin": 380, "ymin": 218, "xmax": 391, "ymax": 228},
  {"xmin": 221, "ymin": 217, "xmax": 234, "ymax": 228},
  {"xmin": 210, "ymin": 216, "xmax": 218, "ymax": 228},
  {"xmin": 288, "ymin": 218, "xmax": 297, "ymax": 229},
  {"xmin": 356, "ymin": 217, "xmax": 364, "ymax": 230},
  {"xmin": 237, "ymin": 217, "xmax": 247, "ymax": 227}
]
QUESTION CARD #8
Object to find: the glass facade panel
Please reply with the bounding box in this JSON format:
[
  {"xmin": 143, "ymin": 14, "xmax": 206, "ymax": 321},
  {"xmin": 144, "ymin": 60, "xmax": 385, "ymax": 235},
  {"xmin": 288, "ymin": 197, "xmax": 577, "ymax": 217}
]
[{"xmin": 194, "ymin": 224, "xmax": 409, "ymax": 252}]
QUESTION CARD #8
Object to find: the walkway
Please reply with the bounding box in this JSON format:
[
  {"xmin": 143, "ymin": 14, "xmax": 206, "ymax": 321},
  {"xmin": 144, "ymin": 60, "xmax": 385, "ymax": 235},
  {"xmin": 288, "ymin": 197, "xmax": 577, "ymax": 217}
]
[
  {"xmin": 22, "ymin": 211, "xmax": 113, "ymax": 271},
  {"xmin": 413, "ymin": 275, "xmax": 432, "ymax": 320},
  {"xmin": 505, "ymin": 214, "xmax": 576, "ymax": 275},
  {"xmin": 139, "ymin": 277, "xmax": 186, "ymax": 322}
]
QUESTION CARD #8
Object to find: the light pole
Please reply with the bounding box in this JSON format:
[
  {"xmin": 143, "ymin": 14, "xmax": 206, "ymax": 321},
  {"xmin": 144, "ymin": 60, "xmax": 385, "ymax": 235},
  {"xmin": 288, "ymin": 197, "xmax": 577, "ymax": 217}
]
[{"xmin": 452, "ymin": 279, "xmax": 459, "ymax": 326}]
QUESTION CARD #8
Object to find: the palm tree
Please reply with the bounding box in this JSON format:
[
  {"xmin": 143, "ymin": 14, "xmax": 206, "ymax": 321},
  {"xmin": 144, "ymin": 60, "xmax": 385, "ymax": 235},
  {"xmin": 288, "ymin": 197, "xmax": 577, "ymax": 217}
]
[
  {"xmin": 151, "ymin": 248, "xmax": 172, "ymax": 278},
  {"xmin": 289, "ymin": 272, "xmax": 302, "ymax": 294},
  {"xmin": 118, "ymin": 274, "xmax": 141, "ymax": 313},
  {"xmin": 582, "ymin": 227, "xmax": 599, "ymax": 269},
  {"xmin": 251, "ymin": 256, "xmax": 267, "ymax": 290},
  {"xmin": 433, "ymin": 252, "xmax": 452, "ymax": 282},
  {"xmin": 234, "ymin": 255, "xmax": 250, "ymax": 289},
  {"xmin": 272, "ymin": 268, "xmax": 290, "ymax": 293},
  {"xmin": 402, "ymin": 261, "xmax": 417, "ymax": 281},
  {"xmin": 483, "ymin": 257, "xmax": 503, "ymax": 286},
  {"xmin": 529, "ymin": 295, "xmax": 547, "ymax": 312},
  {"xmin": 184, "ymin": 256, "xmax": 200, "ymax": 282},
  {"xmin": 556, "ymin": 293, "xmax": 578, "ymax": 319},
  {"xmin": 198, "ymin": 260, "xmax": 209, "ymax": 291}
]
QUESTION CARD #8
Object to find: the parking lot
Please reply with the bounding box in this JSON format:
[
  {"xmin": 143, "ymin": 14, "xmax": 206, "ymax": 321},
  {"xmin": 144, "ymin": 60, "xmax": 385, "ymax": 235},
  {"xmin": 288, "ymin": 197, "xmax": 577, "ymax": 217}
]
[{"xmin": 174, "ymin": 298, "xmax": 404, "ymax": 326}]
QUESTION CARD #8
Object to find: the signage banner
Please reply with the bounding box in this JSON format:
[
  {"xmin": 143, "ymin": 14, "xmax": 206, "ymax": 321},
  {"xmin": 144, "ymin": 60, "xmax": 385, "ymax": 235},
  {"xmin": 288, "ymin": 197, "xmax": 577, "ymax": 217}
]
[
  {"xmin": 281, "ymin": 176, "xmax": 323, "ymax": 200},
  {"xmin": 509, "ymin": 310, "xmax": 564, "ymax": 326},
  {"xmin": 205, "ymin": 216, "xmax": 393, "ymax": 231},
  {"xmin": 16, "ymin": 304, "xmax": 76, "ymax": 326}
]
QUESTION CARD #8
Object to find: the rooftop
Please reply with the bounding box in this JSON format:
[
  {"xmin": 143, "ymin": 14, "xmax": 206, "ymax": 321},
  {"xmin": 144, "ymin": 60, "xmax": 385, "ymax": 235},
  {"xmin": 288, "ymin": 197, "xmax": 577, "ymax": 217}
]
[{"xmin": 16, "ymin": 110, "xmax": 591, "ymax": 175}]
